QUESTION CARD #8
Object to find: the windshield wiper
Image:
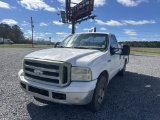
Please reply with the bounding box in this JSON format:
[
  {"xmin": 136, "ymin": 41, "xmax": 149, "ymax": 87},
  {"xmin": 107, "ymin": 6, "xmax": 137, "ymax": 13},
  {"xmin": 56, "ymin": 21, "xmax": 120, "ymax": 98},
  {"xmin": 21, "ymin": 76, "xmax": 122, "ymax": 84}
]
[
  {"xmin": 57, "ymin": 46, "xmax": 104, "ymax": 51},
  {"xmin": 57, "ymin": 46, "xmax": 72, "ymax": 48},
  {"xmin": 57, "ymin": 46, "xmax": 63, "ymax": 48},
  {"xmin": 73, "ymin": 46, "xmax": 92, "ymax": 49},
  {"xmin": 74, "ymin": 46, "xmax": 102, "ymax": 50},
  {"xmin": 74, "ymin": 46, "xmax": 106, "ymax": 52}
]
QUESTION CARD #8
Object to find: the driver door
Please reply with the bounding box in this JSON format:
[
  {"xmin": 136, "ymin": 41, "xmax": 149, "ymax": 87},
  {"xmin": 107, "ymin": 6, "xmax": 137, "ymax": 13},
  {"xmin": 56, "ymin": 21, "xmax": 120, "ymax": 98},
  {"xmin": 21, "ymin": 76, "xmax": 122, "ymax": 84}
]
[{"xmin": 109, "ymin": 35, "xmax": 120, "ymax": 77}]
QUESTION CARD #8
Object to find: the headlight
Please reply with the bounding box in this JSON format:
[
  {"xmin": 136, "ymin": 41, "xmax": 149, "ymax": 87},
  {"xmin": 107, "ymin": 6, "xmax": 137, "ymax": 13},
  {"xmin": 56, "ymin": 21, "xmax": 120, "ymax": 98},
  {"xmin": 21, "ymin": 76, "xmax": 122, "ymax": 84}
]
[{"xmin": 71, "ymin": 67, "xmax": 92, "ymax": 81}]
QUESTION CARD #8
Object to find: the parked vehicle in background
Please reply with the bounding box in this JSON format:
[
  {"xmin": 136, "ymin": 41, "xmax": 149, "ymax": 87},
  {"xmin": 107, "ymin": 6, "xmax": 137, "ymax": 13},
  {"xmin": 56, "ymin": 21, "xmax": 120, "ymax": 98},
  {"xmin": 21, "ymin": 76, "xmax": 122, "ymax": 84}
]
[
  {"xmin": 0, "ymin": 38, "xmax": 13, "ymax": 44},
  {"xmin": 18, "ymin": 32, "xmax": 130, "ymax": 112},
  {"xmin": 0, "ymin": 38, "xmax": 3, "ymax": 44},
  {"xmin": 4, "ymin": 39, "xmax": 13, "ymax": 44}
]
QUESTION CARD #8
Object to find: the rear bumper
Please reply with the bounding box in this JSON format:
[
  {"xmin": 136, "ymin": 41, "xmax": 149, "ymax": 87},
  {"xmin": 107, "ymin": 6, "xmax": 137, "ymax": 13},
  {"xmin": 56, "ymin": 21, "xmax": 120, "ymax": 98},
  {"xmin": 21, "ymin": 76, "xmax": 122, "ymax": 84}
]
[{"xmin": 18, "ymin": 69, "xmax": 97, "ymax": 105}]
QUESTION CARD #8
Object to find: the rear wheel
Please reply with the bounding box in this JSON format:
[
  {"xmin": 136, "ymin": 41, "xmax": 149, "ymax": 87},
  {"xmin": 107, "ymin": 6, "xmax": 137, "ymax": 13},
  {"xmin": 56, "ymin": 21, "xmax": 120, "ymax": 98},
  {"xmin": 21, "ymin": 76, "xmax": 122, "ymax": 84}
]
[{"xmin": 86, "ymin": 75, "xmax": 108, "ymax": 112}]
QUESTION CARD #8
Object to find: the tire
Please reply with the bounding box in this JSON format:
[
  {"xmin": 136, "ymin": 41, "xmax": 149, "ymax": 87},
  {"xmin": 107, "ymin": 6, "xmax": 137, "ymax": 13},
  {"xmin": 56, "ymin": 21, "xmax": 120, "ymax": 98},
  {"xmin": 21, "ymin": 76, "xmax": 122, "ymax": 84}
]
[
  {"xmin": 117, "ymin": 61, "xmax": 126, "ymax": 76},
  {"xmin": 86, "ymin": 75, "xmax": 108, "ymax": 112}
]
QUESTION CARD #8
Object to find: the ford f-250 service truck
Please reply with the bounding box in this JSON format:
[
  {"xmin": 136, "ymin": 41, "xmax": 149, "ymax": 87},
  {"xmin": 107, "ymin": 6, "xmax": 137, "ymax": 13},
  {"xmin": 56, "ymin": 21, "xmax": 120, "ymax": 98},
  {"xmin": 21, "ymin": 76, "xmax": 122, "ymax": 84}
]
[{"xmin": 18, "ymin": 32, "xmax": 130, "ymax": 111}]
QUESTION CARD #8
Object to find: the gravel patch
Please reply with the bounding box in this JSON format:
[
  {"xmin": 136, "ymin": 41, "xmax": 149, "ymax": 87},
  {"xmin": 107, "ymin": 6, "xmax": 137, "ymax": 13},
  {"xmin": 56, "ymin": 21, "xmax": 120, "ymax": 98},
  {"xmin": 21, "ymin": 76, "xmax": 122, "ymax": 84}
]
[{"xmin": 0, "ymin": 48, "xmax": 160, "ymax": 120}]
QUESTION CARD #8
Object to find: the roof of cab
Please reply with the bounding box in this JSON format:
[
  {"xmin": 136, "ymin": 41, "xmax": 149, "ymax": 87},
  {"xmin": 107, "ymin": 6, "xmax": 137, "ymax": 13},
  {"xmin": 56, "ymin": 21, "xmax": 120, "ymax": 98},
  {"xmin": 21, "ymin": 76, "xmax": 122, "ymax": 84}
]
[{"xmin": 73, "ymin": 32, "xmax": 115, "ymax": 36}]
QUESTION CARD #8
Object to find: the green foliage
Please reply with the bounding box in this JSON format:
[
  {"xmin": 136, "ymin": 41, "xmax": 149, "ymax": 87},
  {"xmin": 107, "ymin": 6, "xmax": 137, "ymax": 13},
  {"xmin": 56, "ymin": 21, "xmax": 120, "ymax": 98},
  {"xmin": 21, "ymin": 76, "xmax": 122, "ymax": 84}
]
[
  {"xmin": 119, "ymin": 41, "xmax": 160, "ymax": 48},
  {"xmin": 0, "ymin": 44, "xmax": 54, "ymax": 48},
  {"xmin": 130, "ymin": 47, "xmax": 160, "ymax": 55},
  {"xmin": 0, "ymin": 23, "xmax": 24, "ymax": 43},
  {"xmin": 119, "ymin": 41, "xmax": 160, "ymax": 55}
]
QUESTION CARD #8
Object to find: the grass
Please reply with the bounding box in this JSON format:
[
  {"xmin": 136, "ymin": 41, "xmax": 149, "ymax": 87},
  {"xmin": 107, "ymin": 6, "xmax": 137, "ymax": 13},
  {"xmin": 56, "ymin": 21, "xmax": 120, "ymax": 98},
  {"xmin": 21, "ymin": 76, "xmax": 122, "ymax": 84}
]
[
  {"xmin": 0, "ymin": 44, "xmax": 160, "ymax": 56},
  {"xmin": 0, "ymin": 44, "xmax": 54, "ymax": 48},
  {"xmin": 131, "ymin": 47, "xmax": 160, "ymax": 56}
]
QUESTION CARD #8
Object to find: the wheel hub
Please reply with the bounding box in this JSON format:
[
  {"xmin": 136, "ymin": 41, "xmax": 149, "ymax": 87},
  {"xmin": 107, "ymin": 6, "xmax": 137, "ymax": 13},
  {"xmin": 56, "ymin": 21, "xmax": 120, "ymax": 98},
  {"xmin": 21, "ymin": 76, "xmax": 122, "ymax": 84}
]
[{"xmin": 98, "ymin": 87, "xmax": 105, "ymax": 104}]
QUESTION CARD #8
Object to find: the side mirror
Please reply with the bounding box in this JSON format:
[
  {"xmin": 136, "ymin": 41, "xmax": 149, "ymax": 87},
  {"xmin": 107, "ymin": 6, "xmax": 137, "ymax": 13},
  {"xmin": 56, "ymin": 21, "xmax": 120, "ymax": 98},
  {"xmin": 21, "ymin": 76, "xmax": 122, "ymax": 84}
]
[
  {"xmin": 110, "ymin": 47, "xmax": 118, "ymax": 55},
  {"xmin": 121, "ymin": 44, "xmax": 130, "ymax": 55}
]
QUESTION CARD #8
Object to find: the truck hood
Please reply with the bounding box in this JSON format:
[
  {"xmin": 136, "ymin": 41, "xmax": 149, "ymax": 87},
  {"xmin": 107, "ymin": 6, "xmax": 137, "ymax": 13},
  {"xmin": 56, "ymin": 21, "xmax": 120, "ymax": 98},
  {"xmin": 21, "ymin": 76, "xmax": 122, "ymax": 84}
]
[{"xmin": 25, "ymin": 48, "xmax": 104, "ymax": 66}]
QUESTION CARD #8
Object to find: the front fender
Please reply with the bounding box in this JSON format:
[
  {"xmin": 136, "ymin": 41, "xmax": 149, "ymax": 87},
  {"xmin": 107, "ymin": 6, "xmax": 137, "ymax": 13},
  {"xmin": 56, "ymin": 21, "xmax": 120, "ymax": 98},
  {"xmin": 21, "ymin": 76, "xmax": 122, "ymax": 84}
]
[{"xmin": 89, "ymin": 52, "xmax": 110, "ymax": 80}]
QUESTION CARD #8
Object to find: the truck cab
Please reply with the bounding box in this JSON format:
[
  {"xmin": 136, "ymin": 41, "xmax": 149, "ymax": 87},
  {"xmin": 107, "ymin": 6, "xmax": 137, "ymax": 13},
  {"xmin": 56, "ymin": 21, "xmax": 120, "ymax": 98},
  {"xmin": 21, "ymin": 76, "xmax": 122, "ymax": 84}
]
[{"xmin": 18, "ymin": 32, "xmax": 130, "ymax": 111}]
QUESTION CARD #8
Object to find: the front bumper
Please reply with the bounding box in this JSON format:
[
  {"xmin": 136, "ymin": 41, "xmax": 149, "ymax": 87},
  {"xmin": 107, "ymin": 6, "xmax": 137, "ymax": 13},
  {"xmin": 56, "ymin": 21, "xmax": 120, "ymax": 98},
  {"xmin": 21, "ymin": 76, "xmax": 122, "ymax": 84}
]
[{"xmin": 18, "ymin": 69, "xmax": 97, "ymax": 105}]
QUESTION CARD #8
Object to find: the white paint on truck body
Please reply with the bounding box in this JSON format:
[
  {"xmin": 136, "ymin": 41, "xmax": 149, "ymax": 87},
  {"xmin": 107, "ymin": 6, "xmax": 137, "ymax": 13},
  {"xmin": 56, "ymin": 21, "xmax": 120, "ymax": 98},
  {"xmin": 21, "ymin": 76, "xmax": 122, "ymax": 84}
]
[{"xmin": 18, "ymin": 32, "xmax": 129, "ymax": 105}]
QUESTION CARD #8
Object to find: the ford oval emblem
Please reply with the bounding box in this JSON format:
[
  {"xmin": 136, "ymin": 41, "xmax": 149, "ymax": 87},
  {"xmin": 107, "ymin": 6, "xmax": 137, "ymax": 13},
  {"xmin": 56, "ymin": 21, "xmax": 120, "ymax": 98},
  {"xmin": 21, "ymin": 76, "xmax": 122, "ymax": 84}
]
[{"xmin": 34, "ymin": 69, "xmax": 43, "ymax": 75}]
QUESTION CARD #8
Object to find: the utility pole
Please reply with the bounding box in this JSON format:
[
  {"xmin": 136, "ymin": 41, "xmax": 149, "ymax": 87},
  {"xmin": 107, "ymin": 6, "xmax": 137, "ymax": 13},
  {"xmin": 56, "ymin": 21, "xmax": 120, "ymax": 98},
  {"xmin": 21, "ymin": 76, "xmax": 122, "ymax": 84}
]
[
  {"xmin": 31, "ymin": 17, "xmax": 34, "ymax": 47},
  {"xmin": 72, "ymin": 19, "xmax": 75, "ymax": 34}
]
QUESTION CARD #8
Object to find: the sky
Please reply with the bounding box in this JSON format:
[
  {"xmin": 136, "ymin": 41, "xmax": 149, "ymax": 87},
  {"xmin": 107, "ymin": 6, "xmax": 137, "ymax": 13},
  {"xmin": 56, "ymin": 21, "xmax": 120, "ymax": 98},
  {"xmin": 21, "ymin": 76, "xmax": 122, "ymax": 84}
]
[{"xmin": 0, "ymin": 0, "xmax": 160, "ymax": 42}]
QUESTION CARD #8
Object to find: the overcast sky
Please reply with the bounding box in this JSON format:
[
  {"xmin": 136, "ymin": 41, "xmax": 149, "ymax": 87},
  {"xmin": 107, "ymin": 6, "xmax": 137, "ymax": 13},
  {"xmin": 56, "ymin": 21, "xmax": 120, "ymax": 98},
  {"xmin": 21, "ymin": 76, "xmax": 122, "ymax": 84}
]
[{"xmin": 0, "ymin": 0, "xmax": 160, "ymax": 42}]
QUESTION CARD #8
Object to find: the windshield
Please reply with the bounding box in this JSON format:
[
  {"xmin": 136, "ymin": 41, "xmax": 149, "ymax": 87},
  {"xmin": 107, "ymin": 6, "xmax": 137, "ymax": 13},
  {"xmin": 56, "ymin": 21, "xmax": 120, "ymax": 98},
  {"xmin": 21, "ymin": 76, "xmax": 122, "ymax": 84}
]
[{"xmin": 58, "ymin": 33, "xmax": 108, "ymax": 50}]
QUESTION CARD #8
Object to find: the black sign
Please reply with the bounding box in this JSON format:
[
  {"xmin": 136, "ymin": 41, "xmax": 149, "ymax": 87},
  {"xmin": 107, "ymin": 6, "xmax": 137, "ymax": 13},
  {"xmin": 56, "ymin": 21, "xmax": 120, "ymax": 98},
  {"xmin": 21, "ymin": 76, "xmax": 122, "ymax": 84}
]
[
  {"xmin": 72, "ymin": 0, "xmax": 94, "ymax": 21},
  {"xmin": 65, "ymin": 0, "xmax": 94, "ymax": 22},
  {"xmin": 66, "ymin": 0, "xmax": 72, "ymax": 22}
]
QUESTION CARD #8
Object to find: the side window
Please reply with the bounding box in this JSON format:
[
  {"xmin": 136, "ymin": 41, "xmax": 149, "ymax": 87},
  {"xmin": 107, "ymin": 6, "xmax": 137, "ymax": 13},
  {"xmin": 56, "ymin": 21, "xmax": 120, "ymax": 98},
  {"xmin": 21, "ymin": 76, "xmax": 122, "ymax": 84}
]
[
  {"xmin": 110, "ymin": 35, "xmax": 118, "ymax": 48},
  {"xmin": 110, "ymin": 35, "xmax": 118, "ymax": 55}
]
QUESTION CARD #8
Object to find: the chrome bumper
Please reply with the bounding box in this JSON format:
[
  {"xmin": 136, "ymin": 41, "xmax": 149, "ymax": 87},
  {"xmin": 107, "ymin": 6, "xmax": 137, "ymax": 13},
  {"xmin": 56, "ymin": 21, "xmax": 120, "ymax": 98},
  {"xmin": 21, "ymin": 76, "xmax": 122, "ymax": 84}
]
[{"xmin": 18, "ymin": 69, "xmax": 97, "ymax": 105}]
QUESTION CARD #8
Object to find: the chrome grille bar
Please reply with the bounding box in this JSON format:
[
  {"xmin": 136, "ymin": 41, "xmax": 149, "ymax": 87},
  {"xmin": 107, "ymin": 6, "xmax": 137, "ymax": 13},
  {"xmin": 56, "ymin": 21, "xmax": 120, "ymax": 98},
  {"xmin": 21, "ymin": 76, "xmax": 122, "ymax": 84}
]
[
  {"xmin": 23, "ymin": 58, "xmax": 71, "ymax": 87},
  {"xmin": 25, "ymin": 71, "xmax": 60, "ymax": 79},
  {"xmin": 25, "ymin": 65, "xmax": 60, "ymax": 73}
]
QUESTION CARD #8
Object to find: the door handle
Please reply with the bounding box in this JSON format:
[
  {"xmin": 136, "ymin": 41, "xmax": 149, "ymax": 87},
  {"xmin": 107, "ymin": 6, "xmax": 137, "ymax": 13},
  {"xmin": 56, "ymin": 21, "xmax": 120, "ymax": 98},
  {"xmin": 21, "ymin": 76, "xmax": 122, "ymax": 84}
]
[{"xmin": 108, "ymin": 59, "xmax": 111, "ymax": 62}]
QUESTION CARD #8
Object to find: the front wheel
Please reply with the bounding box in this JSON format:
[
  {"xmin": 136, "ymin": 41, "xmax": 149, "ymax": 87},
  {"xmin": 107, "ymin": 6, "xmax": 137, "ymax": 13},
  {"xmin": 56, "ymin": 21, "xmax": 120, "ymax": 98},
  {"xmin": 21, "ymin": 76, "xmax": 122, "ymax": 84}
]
[{"xmin": 86, "ymin": 75, "xmax": 108, "ymax": 112}]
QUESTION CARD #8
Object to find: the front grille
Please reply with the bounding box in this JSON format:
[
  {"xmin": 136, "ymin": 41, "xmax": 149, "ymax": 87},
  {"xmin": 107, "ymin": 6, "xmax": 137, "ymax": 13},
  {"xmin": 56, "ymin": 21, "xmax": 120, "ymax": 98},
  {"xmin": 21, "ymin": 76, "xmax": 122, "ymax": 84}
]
[
  {"xmin": 23, "ymin": 59, "xmax": 71, "ymax": 87},
  {"xmin": 20, "ymin": 82, "xmax": 26, "ymax": 89}
]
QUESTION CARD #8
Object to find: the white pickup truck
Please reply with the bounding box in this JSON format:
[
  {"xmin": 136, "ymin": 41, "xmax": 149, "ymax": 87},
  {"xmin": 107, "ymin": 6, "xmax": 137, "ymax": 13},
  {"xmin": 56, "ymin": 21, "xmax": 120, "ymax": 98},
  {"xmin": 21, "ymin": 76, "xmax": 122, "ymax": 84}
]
[
  {"xmin": 0, "ymin": 38, "xmax": 13, "ymax": 44},
  {"xmin": 18, "ymin": 32, "xmax": 130, "ymax": 111}
]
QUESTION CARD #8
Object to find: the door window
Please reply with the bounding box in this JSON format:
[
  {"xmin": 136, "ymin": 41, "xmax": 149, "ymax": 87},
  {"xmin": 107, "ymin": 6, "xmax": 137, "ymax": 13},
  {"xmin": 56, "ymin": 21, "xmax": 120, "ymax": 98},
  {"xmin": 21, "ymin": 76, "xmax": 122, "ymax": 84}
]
[
  {"xmin": 110, "ymin": 35, "xmax": 118, "ymax": 55},
  {"xmin": 110, "ymin": 35, "xmax": 118, "ymax": 48}
]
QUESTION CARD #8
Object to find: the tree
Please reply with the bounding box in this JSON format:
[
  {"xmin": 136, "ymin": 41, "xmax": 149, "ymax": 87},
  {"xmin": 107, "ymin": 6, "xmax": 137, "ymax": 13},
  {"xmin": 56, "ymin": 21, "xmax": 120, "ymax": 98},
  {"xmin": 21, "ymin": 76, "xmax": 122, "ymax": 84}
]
[
  {"xmin": 0, "ymin": 23, "xmax": 25, "ymax": 43},
  {"xmin": 11, "ymin": 25, "xmax": 24, "ymax": 43},
  {"xmin": 0, "ymin": 23, "xmax": 12, "ymax": 39},
  {"xmin": 119, "ymin": 41, "xmax": 160, "ymax": 48}
]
